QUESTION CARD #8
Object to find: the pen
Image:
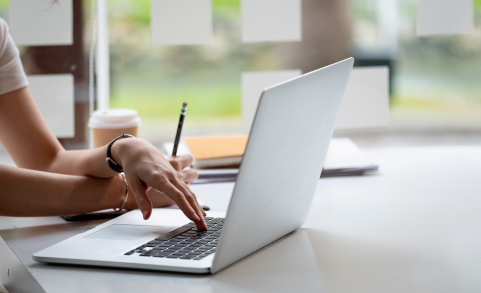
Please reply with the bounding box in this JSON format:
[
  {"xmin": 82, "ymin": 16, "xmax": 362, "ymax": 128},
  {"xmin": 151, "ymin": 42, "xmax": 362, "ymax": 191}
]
[{"xmin": 172, "ymin": 102, "xmax": 187, "ymax": 157}]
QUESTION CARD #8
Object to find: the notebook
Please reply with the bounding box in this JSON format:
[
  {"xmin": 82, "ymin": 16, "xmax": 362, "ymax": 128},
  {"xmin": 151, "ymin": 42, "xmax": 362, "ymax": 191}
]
[{"xmin": 167, "ymin": 136, "xmax": 248, "ymax": 169}]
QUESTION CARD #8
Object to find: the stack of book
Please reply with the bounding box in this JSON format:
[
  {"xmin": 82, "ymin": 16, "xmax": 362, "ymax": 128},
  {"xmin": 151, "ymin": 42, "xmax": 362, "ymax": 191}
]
[{"xmin": 164, "ymin": 136, "xmax": 378, "ymax": 184}]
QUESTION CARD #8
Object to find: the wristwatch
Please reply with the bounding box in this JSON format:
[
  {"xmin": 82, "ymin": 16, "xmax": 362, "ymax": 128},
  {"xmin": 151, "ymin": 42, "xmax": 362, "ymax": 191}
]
[{"xmin": 106, "ymin": 134, "xmax": 134, "ymax": 172}]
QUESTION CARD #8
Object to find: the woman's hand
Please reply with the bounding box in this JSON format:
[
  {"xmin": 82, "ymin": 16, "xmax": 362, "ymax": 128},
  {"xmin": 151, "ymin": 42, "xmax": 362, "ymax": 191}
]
[
  {"xmin": 167, "ymin": 155, "xmax": 199, "ymax": 184},
  {"xmin": 123, "ymin": 155, "xmax": 199, "ymax": 210},
  {"xmin": 112, "ymin": 138, "xmax": 207, "ymax": 230}
]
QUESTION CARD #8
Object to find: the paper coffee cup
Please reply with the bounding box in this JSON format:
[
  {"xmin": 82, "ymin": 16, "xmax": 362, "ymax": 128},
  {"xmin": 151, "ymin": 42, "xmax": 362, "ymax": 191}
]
[{"xmin": 88, "ymin": 109, "xmax": 142, "ymax": 148}]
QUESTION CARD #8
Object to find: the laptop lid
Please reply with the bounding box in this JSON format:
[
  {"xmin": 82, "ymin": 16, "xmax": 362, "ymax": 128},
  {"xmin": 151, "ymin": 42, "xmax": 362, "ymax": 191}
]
[{"xmin": 211, "ymin": 58, "xmax": 354, "ymax": 273}]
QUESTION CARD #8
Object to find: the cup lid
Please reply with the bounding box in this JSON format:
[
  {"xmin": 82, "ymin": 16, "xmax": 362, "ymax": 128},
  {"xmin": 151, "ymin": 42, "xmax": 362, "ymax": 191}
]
[{"xmin": 88, "ymin": 109, "xmax": 142, "ymax": 129}]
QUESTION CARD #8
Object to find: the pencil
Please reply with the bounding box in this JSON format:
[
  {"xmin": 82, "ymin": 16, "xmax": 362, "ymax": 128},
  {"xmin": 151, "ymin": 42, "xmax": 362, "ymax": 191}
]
[{"xmin": 172, "ymin": 102, "xmax": 187, "ymax": 157}]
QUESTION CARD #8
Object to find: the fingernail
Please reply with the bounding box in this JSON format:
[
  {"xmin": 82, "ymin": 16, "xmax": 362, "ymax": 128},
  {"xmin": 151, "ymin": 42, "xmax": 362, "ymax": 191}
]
[{"xmin": 139, "ymin": 203, "xmax": 148, "ymax": 220}]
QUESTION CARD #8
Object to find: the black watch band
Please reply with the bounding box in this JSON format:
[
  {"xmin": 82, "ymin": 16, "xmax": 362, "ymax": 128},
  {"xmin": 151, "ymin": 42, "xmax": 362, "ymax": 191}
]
[{"xmin": 106, "ymin": 134, "xmax": 134, "ymax": 172}]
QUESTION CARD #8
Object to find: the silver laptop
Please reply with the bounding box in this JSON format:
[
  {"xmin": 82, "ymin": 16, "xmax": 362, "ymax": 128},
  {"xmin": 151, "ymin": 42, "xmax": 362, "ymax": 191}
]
[{"xmin": 33, "ymin": 58, "xmax": 354, "ymax": 274}]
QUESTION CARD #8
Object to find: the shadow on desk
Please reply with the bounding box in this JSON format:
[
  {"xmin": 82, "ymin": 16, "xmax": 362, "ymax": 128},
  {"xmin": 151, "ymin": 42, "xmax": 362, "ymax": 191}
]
[
  {"xmin": 1, "ymin": 222, "xmax": 456, "ymax": 293},
  {"xmin": 1, "ymin": 223, "xmax": 324, "ymax": 292}
]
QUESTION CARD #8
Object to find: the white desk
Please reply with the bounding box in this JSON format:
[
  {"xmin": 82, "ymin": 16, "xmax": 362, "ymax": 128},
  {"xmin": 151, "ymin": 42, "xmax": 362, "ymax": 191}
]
[{"xmin": 1, "ymin": 146, "xmax": 481, "ymax": 293}]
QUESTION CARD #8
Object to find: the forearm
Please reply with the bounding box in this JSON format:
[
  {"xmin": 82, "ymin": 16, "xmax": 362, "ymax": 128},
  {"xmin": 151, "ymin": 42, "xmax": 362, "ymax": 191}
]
[
  {"xmin": 46, "ymin": 145, "xmax": 117, "ymax": 178},
  {"xmin": 47, "ymin": 137, "xmax": 151, "ymax": 179},
  {"xmin": 0, "ymin": 164, "xmax": 123, "ymax": 217}
]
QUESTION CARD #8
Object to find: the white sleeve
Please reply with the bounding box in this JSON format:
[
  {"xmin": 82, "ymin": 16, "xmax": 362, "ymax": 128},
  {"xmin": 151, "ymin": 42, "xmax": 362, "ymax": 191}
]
[{"xmin": 0, "ymin": 18, "xmax": 28, "ymax": 96}]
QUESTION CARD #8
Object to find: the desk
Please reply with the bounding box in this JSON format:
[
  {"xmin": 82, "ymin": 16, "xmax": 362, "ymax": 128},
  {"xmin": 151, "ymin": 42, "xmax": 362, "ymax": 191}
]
[{"xmin": 1, "ymin": 146, "xmax": 481, "ymax": 293}]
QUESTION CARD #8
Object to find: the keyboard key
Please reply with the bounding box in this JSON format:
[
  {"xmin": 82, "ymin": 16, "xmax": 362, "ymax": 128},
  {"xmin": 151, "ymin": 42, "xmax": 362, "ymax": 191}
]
[
  {"xmin": 166, "ymin": 255, "xmax": 181, "ymax": 259},
  {"xmin": 124, "ymin": 251, "xmax": 135, "ymax": 255},
  {"xmin": 150, "ymin": 247, "xmax": 165, "ymax": 251},
  {"xmin": 153, "ymin": 251, "xmax": 171, "ymax": 257},
  {"xmin": 207, "ymin": 218, "xmax": 223, "ymax": 224},
  {"xmin": 156, "ymin": 226, "xmax": 192, "ymax": 241},
  {"xmin": 180, "ymin": 255, "xmax": 196, "ymax": 259},
  {"xmin": 156, "ymin": 244, "xmax": 172, "ymax": 248},
  {"xmin": 140, "ymin": 250, "xmax": 158, "ymax": 256},
  {"xmin": 204, "ymin": 217, "xmax": 214, "ymax": 221}
]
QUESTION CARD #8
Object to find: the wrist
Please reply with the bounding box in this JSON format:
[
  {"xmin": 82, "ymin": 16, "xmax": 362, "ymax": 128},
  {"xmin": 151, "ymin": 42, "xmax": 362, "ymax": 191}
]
[{"xmin": 110, "ymin": 136, "xmax": 135, "ymax": 168}]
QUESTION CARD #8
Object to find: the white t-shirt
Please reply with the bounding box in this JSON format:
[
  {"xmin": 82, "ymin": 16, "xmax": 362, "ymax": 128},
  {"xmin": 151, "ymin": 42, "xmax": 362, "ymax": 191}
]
[{"xmin": 0, "ymin": 17, "xmax": 28, "ymax": 96}]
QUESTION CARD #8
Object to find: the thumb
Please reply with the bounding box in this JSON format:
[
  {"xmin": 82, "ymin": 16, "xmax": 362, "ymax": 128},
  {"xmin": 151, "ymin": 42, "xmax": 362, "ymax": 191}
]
[{"xmin": 128, "ymin": 176, "xmax": 153, "ymax": 220}]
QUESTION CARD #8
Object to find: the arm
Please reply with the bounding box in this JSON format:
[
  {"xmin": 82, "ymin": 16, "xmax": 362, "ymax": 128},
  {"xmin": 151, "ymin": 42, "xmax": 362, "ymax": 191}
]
[
  {"xmin": 0, "ymin": 88, "xmax": 206, "ymax": 228},
  {"xmin": 0, "ymin": 164, "xmax": 124, "ymax": 217},
  {"xmin": 0, "ymin": 87, "xmax": 121, "ymax": 177},
  {"xmin": 0, "ymin": 164, "xmax": 178, "ymax": 216}
]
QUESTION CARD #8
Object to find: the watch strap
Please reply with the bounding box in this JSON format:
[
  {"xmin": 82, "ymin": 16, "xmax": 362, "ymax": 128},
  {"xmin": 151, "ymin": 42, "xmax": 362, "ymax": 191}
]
[{"xmin": 106, "ymin": 134, "xmax": 134, "ymax": 173}]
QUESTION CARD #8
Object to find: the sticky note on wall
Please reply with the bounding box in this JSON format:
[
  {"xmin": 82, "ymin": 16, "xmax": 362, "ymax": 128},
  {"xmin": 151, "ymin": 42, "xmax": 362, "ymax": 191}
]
[
  {"xmin": 27, "ymin": 74, "xmax": 75, "ymax": 138},
  {"xmin": 417, "ymin": 0, "xmax": 473, "ymax": 36},
  {"xmin": 151, "ymin": 0, "xmax": 212, "ymax": 45},
  {"xmin": 242, "ymin": 0, "xmax": 302, "ymax": 43},
  {"xmin": 335, "ymin": 67, "xmax": 389, "ymax": 129},
  {"xmin": 242, "ymin": 70, "xmax": 302, "ymax": 133},
  {"xmin": 9, "ymin": 0, "xmax": 73, "ymax": 46}
]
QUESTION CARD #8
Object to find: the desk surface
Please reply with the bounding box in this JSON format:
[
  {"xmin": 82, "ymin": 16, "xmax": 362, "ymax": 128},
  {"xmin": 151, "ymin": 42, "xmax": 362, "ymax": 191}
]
[{"xmin": 1, "ymin": 146, "xmax": 481, "ymax": 293}]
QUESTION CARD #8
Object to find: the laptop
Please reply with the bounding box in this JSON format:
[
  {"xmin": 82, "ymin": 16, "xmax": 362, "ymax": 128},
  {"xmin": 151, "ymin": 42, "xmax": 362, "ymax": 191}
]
[{"xmin": 33, "ymin": 58, "xmax": 354, "ymax": 274}]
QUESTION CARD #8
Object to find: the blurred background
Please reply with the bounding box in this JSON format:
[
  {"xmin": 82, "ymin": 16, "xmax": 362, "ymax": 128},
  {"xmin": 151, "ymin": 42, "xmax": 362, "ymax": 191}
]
[{"xmin": 1, "ymin": 0, "xmax": 481, "ymax": 149}]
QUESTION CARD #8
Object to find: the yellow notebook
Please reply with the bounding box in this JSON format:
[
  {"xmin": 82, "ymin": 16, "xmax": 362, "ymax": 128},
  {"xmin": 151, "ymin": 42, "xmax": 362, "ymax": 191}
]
[{"xmin": 183, "ymin": 135, "xmax": 249, "ymax": 168}]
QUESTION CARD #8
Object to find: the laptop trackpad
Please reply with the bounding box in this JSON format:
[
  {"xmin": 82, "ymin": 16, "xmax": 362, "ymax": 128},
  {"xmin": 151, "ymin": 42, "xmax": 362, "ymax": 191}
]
[{"xmin": 84, "ymin": 224, "xmax": 165, "ymax": 241}]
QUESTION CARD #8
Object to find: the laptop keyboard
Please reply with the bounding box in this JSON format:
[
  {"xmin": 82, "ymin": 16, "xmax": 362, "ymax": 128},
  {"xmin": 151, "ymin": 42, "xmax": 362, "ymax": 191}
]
[{"xmin": 123, "ymin": 217, "xmax": 224, "ymax": 260}]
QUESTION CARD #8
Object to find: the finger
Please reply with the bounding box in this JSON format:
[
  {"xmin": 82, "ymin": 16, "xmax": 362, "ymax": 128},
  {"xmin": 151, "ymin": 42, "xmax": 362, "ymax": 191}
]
[
  {"xmin": 171, "ymin": 171, "xmax": 205, "ymax": 225},
  {"xmin": 186, "ymin": 182, "xmax": 207, "ymax": 217},
  {"xmin": 147, "ymin": 189, "xmax": 175, "ymax": 207},
  {"xmin": 155, "ymin": 179, "xmax": 201, "ymax": 223},
  {"xmin": 168, "ymin": 154, "xmax": 194, "ymax": 171},
  {"xmin": 171, "ymin": 175, "xmax": 206, "ymax": 230},
  {"xmin": 180, "ymin": 169, "xmax": 198, "ymax": 184},
  {"xmin": 127, "ymin": 175, "xmax": 153, "ymax": 220}
]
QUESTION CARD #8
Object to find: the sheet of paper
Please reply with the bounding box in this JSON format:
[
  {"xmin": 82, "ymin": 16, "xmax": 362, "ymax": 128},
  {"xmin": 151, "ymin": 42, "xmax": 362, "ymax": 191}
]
[
  {"xmin": 151, "ymin": 0, "xmax": 212, "ymax": 45},
  {"xmin": 335, "ymin": 66, "xmax": 389, "ymax": 129},
  {"xmin": 9, "ymin": 0, "xmax": 73, "ymax": 46},
  {"xmin": 27, "ymin": 74, "xmax": 75, "ymax": 138},
  {"xmin": 324, "ymin": 138, "xmax": 377, "ymax": 170},
  {"xmin": 242, "ymin": 0, "xmax": 301, "ymax": 43},
  {"xmin": 417, "ymin": 0, "xmax": 473, "ymax": 36},
  {"xmin": 242, "ymin": 70, "xmax": 302, "ymax": 133}
]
